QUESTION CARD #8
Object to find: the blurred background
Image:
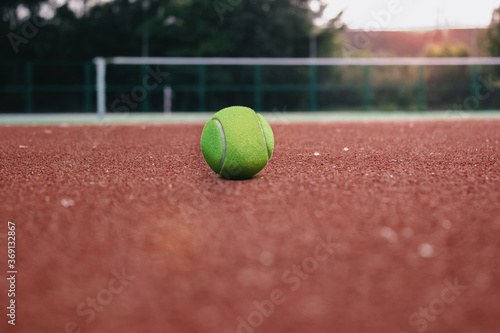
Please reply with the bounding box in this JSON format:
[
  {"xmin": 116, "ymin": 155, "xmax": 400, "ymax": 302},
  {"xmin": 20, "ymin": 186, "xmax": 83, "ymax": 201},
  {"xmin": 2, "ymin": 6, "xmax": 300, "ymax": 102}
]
[{"xmin": 1, "ymin": 0, "xmax": 500, "ymax": 113}]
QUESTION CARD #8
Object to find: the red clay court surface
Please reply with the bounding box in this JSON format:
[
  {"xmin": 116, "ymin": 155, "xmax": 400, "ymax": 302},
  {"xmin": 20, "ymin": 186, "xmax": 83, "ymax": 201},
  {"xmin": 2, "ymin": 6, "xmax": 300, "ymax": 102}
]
[{"xmin": 1, "ymin": 118, "xmax": 500, "ymax": 333}]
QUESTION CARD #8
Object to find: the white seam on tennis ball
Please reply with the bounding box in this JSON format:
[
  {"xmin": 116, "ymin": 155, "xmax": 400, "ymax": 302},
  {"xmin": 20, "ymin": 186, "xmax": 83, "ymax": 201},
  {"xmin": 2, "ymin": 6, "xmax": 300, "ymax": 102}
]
[
  {"xmin": 213, "ymin": 119, "xmax": 226, "ymax": 174},
  {"xmin": 256, "ymin": 114, "xmax": 269, "ymax": 158}
]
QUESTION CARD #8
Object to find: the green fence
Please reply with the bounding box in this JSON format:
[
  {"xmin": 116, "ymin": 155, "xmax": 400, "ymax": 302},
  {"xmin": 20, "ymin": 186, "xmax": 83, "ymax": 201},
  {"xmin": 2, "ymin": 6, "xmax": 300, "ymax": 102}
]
[
  {"xmin": 0, "ymin": 61, "xmax": 94, "ymax": 113},
  {"xmin": 1, "ymin": 60, "xmax": 499, "ymax": 113}
]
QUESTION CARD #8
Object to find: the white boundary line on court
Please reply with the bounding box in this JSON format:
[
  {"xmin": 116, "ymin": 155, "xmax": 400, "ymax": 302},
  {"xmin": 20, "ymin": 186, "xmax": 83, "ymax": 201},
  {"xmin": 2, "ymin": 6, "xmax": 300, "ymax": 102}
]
[{"xmin": 2, "ymin": 112, "xmax": 500, "ymax": 125}]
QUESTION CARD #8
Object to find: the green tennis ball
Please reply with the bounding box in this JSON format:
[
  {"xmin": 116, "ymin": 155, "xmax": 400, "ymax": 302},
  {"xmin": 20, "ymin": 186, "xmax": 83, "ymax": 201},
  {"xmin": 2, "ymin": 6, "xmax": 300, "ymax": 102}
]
[{"xmin": 200, "ymin": 106, "xmax": 274, "ymax": 180}]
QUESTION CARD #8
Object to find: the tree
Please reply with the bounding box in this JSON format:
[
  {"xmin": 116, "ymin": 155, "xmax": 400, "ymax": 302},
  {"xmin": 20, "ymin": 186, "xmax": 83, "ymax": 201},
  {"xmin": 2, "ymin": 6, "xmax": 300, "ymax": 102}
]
[
  {"xmin": 0, "ymin": 0, "xmax": 49, "ymax": 58},
  {"xmin": 426, "ymin": 41, "xmax": 470, "ymax": 57},
  {"xmin": 0, "ymin": 0, "xmax": 345, "ymax": 112},
  {"xmin": 424, "ymin": 42, "xmax": 471, "ymax": 110},
  {"xmin": 1, "ymin": 0, "xmax": 344, "ymax": 59},
  {"xmin": 488, "ymin": 6, "xmax": 500, "ymax": 56}
]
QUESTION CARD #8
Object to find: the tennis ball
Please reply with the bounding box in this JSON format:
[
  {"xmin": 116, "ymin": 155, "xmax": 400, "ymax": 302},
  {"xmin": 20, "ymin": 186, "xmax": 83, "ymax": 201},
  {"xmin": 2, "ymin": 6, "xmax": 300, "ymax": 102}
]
[{"xmin": 200, "ymin": 106, "xmax": 274, "ymax": 180}]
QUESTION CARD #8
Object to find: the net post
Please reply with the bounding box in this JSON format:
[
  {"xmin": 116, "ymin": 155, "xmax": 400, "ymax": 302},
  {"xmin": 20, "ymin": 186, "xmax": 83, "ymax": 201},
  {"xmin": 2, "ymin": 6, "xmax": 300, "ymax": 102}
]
[
  {"xmin": 94, "ymin": 57, "xmax": 106, "ymax": 119},
  {"xmin": 163, "ymin": 85, "xmax": 173, "ymax": 113}
]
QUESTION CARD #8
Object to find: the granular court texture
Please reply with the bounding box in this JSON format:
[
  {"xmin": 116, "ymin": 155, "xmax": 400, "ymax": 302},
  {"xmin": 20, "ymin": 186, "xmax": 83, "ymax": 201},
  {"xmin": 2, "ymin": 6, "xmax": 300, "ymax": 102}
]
[{"xmin": 0, "ymin": 119, "xmax": 499, "ymax": 333}]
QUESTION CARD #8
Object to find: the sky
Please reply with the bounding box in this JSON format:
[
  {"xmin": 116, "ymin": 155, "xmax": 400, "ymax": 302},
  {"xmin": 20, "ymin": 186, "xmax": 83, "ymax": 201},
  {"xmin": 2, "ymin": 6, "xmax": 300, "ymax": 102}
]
[{"xmin": 319, "ymin": 0, "xmax": 500, "ymax": 30}]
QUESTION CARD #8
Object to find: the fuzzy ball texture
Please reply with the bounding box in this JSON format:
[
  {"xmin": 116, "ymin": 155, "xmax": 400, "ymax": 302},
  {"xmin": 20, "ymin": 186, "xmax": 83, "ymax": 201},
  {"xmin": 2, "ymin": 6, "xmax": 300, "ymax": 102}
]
[{"xmin": 200, "ymin": 106, "xmax": 274, "ymax": 180}]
